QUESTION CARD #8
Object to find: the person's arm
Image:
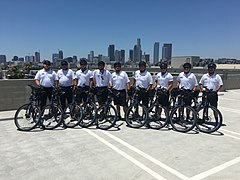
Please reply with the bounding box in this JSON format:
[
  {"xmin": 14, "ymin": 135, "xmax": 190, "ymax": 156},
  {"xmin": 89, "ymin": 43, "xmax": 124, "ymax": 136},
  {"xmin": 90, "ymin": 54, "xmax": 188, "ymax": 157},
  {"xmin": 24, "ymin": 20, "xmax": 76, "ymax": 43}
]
[
  {"xmin": 35, "ymin": 79, "xmax": 41, "ymax": 86},
  {"xmin": 166, "ymin": 81, "xmax": 173, "ymax": 92},
  {"xmin": 146, "ymin": 84, "xmax": 152, "ymax": 92},
  {"xmin": 153, "ymin": 79, "xmax": 158, "ymax": 89}
]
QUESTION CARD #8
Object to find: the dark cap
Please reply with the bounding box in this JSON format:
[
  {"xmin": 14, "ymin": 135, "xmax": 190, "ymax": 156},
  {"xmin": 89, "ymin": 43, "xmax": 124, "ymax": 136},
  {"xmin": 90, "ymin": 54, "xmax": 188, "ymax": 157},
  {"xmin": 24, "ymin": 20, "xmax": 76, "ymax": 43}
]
[
  {"xmin": 43, "ymin": 60, "xmax": 51, "ymax": 65},
  {"xmin": 160, "ymin": 63, "xmax": 168, "ymax": 69},
  {"xmin": 208, "ymin": 63, "xmax": 216, "ymax": 69},
  {"xmin": 80, "ymin": 59, "xmax": 87, "ymax": 65},
  {"xmin": 61, "ymin": 60, "xmax": 68, "ymax": 66},
  {"xmin": 98, "ymin": 61, "xmax": 105, "ymax": 66},
  {"xmin": 183, "ymin": 62, "xmax": 192, "ymax": 68},
  {"xmin": 139, "ymin": 61, "xmax": 146, "ymax": 67},
  {"xmin": 114, "ymin": 62, "xmax": 121, "ymax": 67}
]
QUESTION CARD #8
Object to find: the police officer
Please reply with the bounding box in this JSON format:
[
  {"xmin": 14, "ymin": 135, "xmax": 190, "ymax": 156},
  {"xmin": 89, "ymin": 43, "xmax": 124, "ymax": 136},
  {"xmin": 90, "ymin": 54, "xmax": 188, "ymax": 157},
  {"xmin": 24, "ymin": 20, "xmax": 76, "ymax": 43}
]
[
  {"xmin": 35, "ymin": 60, "xmax": 58, "ymax": 109},
  {"xmin": 90, "ymin": 61, "xmax": 112, "ymax": 106},
  {"xmin": 153, "ymin": 62, "xmax": 173, "ymax": 107},
  {"xmin": 74, "ymin": 59, "xmax": 93, "ymax": 104},
  {"xmin": 111, "ymin": 62, "xmax": 130, "ymax": 119},
  {"xmin": 199, "ymin": 63, "xmax": 223, "ymax": 107},
  {"xmin": 56, "ymin": 60, "xmax": 74, "ymax": 110},
  {"xmin": 133, "ymin": 61, "xmax": 153, "ymax": 108}
]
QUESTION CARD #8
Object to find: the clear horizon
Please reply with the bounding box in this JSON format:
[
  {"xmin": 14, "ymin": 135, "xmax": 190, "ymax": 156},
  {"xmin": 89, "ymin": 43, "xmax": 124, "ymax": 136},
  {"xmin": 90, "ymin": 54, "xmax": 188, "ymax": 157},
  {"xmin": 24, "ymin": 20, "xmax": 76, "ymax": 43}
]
[{"xmin": 0, "ymin": 0, "xmax": 240, "ymax": 60}]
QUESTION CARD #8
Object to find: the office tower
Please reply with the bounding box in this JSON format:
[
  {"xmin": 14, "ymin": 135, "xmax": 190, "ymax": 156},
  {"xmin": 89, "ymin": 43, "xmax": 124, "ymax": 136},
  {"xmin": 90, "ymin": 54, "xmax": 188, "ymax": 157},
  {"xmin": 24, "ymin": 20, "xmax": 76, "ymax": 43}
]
[
  {"xmin": 162, "ymin": 43, "xmax": 172, "ymax": 65},
  {"xmin": 120, "ymin": 50, "xmax": 125, "ymax": 63},
  {"xmin": 12, "ymin": 56, "xmax": 18, "ymax": 61},
  {"xmin": 73, "ymin": 56, "xmax": 77, "ymax": 64},
  {"xmin": 133, "ymin": 38, "xmax": 142, "ymax": 62},
  {"xmin": 129, "ymin": 49, "xmax": 133, "ymax": 61},
  {"xmin": 89, "ymin": 51, "xmax": 94, "ymax": 62},
  {"xmin": 142, "ymin": 53, "xmax": 150, "ymax": 63},
  {"xmin": 0, "ymin": 55, "xmax": 6, "ymax": 64},
  {"xmin": 18, "ymin": 57, "xmax": 24, "ymax": 62},
  {"xmin": 108, "ymin": 44, "xmax": 115, "ymax": 61},
  {"xmin": 25, "ymin": 56, "xmax": 34, "ymax": 63},
  {"xmin": 52, "ymin": 53, "xmax": 59, "ymax": 63},
  {"xmin": 114, "ymin": 50, "xmax": 120, "ymax": 62},
  {"xmin": 153, "ymin": 42, "xmax": 160, "ymax": 65},
  {"xmin": 59, "ymin": 50, "xmax": 63, "ymax": 60},
  {"xmin": 35, "ymin": 52, "xmax": 40, "ymax": 63}
]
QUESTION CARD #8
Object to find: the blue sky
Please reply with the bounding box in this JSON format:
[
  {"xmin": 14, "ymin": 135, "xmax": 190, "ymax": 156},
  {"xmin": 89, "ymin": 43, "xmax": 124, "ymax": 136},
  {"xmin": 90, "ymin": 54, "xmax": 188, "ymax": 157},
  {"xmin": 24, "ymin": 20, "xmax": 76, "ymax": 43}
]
[{"xmin": 0, "ymin": 0, "xmax": 239, "ymax": 61}]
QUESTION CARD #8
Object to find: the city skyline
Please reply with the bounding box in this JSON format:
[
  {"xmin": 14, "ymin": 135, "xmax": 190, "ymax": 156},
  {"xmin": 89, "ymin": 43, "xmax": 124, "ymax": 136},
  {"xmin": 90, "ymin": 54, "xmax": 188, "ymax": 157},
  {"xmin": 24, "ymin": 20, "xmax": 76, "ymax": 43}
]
[{"xmin": 0, "ymin": 0, "xmax": 240, "ymax": 60}]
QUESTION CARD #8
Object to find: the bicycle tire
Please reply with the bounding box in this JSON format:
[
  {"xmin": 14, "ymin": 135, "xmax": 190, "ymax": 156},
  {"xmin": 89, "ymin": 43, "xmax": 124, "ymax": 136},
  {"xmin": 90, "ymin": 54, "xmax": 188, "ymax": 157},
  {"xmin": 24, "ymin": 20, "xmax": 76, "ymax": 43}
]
[
  {"xmin": 79, "ymin": 101, "xmax": 97, "ymax": 128},
  {"xmin": 125, "ymin": 104, "xmax": 148, "ymax": 128},
  {"xmin": 169, "ymin": 105, "xmax": 197, "ymax": 133},
  {"xmin": 147, "ymin": 105, "xmax": 169, "ymax": 130},
  {"xmin": 40, "ymin": 104, "xmax": 63, "ymax": 130},
  {"xmin": 96, "ymin": 104, "xmax": 117, "ymax": 130},
  {"xmin": 196, "ymin": 106, "xmax": 223, "ymax": 133},
  {"xmin": 14, "ymin": 104, "xmax": 41, "ymax": 131},
  {"xmin": 63, "ymin": 103, "xmax": 83, "ymax": 128}
]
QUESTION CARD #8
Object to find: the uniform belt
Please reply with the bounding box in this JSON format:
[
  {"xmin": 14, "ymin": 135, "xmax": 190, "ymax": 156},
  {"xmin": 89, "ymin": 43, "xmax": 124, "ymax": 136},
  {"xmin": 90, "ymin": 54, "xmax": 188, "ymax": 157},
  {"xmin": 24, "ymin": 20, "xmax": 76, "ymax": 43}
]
[
  {"xmin": 113, "ymin": 89, "xmax": 125, "ymax": 92},
  {"xmin": 96, "ymin": 86, "xmax": 108, "ymax": 89},
  {"xmin": 60, "ymin": 86, "xmax": 72, "ymax": 88}
]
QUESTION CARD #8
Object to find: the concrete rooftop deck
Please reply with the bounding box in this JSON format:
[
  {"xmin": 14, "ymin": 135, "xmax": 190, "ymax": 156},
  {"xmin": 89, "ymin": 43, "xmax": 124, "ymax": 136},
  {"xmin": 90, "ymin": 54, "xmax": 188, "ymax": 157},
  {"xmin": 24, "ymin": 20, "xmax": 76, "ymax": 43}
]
[{"xmin": 0, "ymin": 90, "xmax": 240, "ymax": 180}]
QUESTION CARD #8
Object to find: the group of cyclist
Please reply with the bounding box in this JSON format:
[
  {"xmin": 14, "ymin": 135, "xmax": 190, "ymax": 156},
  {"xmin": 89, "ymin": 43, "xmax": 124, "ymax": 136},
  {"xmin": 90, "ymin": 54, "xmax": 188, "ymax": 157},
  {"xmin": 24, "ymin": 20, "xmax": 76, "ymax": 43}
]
[{"xmin": 34, "ymin": 59, "xmax": 223, "ymax": 120}]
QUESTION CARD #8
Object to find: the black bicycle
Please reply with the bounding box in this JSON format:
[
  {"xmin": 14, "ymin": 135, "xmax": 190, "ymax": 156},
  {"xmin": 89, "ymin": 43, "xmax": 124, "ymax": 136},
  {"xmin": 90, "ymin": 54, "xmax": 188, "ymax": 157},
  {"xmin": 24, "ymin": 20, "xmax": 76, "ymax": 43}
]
[
  {"xmin": 39, "ymin": 87, "xmax": 65, "ymax": 130},
  {"xmin": 169, "ymin": 88, "xmax": 197, "ymax": 133},
  {"xmin": 14, "ymin": 85, "xmax": 42, "ymax": 131},
  {"xmin": 78, "ymin": 88, "xmax": 98, "ymax": 128},
  {"xmin": 147, "ymin": 88, "xmax": 169, "ymax": 129},
  {"xmin": 125, "ymin": 86, "xmax": 148, "ymax": 128},
  {"xmin": 63, "ymin": 88, "xmax": 83, "ymax": 128},
  {"xmin": 95, "ymin": 88, "xmax": 118, "ymax": 130},
  {"xmin": 195, "ymin": 89, "xmax": 223, "ymax": 133}
]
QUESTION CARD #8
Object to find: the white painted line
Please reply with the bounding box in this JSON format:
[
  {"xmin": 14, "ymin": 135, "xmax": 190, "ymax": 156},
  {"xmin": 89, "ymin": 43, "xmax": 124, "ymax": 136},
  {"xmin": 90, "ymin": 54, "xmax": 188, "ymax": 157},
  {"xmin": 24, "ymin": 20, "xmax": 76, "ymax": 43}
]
[
  {"xmin": 219, "ymin": 107, "xmax": 240, "ymax": 114},
  {"xmin": 221, "ymin": 128, "xmax": 240, "ymax": 136},
  {"xmin": 84, "ymin": 129, "xmax": 167, "ymax": 180},
  {"xmin": 190, "ymin": 156, "xmax": 240, "ymax": 180},
  {"xmin": 224, "ymin": 133, "xmax": 240, "ymax": 140},
  {"xmin": 101, "ymin": 131, "xmax": 190, "ymax": 180},
  {"xmin": 220, "ymin": 97, "xmax": 240, "ymax": 101}
]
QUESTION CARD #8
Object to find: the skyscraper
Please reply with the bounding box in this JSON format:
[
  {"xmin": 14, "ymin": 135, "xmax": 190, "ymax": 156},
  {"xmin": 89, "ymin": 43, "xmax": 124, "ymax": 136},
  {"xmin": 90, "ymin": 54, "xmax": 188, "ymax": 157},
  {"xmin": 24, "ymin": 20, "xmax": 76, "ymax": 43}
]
[
  {"xmin": 89, "ymin": 51, "xmax": 94, "ymax": 62},
  {"xmin": 162, "ymin": 43, "xmax": 172, "ymax": 65},
  {"xmin": 129, "ymin": 49, "xmax": 133, "ymax": 62},
  {"xmin": 120, "ymin": 50, "xmax": 125, "ymax": 63},
  {"xmin": 108, "ymin": 45, "xmax": 115, "ymax": 61},
  {"xmin": 0, "ymin": 55, "xmax": 6, "ymax": 64},
  {"xmin": 52, "ymin": 53, "xmax": 59, "ymax": 63},
  {"xmin": 59, "ymin": 50, "xmax": 63, "ymax": 60},
  {"xmin": 133, "ymin": 38, "xmax": 142, "ymax": 63},
  {"xmin": 35, "ymin": 52, "xmax": 40, "ymax": 63},
  {"xmin": 153, "ymin": 42, "xmax": 160, "ymax": 65}
]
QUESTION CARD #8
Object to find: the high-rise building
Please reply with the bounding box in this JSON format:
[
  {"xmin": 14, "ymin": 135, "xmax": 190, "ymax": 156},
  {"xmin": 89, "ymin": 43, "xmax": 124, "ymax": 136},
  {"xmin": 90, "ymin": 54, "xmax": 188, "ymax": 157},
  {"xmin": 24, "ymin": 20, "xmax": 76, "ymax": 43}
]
[
  {"xmin": 25, "ymin": 56, "xmax": 34, "ymax": 63},
  {"xmin": 0, "ymin": 55, "xmax": 6, "ymax": 64},
  {"xmin": 59, "ymin": 50, "xmax": 63, "ymax": 60},
  {"xmin": 142, "ymin": 53, "xmax": 150, "ymax": 63},
  {"xmin": 114, "ymin": 50, "xmax": 120, "ymax": 62},
  {"xmin": 89, "ymin": 51, "xmax": 94, "ymax": 62},
  {"xmin": 12, "ymin": 56, "xmax": 18, "ymax": 61},
  {"xmin": 129, "ymin": 49, "xmax": 133, "ymax": 61},
  {"xmin": 108, "ymin": 45, "xmax": 115, "ymax": 61},
  {"xmin": 120, "ymin": 50, "xmax": 125, "ymax": 63},
  {"xmin": 35, "ymin": 52, "xmax": 40, "ymax": 63},
  {"xmin": 162, "ymin": 43, "xmax": 172, "ymax": 65},
  {"xmin": 52, "ymin": 53, "xmax": 59, "ymax": 63},
  {"xmin": 133, "ymin": 38, "xmax": 142, "ymax": 63},
  {"xmin": 153, "ymin": 42, "xmax": 160, "ymax": 65}
]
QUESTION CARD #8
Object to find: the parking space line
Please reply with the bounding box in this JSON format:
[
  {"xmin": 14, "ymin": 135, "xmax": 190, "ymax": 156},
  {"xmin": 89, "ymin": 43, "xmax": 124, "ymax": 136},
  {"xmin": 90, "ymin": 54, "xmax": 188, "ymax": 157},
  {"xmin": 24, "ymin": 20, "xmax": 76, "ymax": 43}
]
[
  {"xmin": 219, "ymin": 107, "xmax": 240, "ymax": 114},
  {"xmin": 84, "ymin": 129, "xmax": 167, "ymax": 180},
  {"xmin": 190, "ymin": 156, "xmax": 240, "ymax": 180},
  {"xmin": 223, "ymin": 133, "xmax": 240, "ymax": 140},
  {"xmin": 101, "ymin": 130, "xmax": 190, "ymax": 180},
  {"xmin": 221, "ymin": 128, "xmax": 240, "ymax": 136}
]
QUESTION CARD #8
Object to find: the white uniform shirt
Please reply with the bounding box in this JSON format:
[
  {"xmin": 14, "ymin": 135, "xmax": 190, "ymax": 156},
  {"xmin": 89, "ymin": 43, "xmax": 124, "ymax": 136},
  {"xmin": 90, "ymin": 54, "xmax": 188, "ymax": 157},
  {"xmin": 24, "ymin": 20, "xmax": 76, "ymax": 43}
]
[
  {"xmin": 74, "ymin": 69, "xmax": 93, "ymax": 87},
  {"xmin": 112, "ymin": 71, "xmax": 130, "ymax": 90},
  {"xmin": 57, "ymin": 69, "xmax": 74, "ymax": 87},
  {"xmin": 93, "ymin": 69, "xmax": 112, "ymax": 87},
  {"xmin": 155, "ymin": 72, "xmax": 173, "ymax": 89},
  {"xmin": 199, "ymin": 73, "xmax": 223, "ymax": 91},
  {"xmin": 134, "ymin": 70, "xmax": 153, "ymax": 89},
  {"xmin": 34, "ymin": 69, "xmax": 57, "ymax": 88},
  {"xmin": 177, "ymin": 72, "xmax": 198, "ymax": 90}
]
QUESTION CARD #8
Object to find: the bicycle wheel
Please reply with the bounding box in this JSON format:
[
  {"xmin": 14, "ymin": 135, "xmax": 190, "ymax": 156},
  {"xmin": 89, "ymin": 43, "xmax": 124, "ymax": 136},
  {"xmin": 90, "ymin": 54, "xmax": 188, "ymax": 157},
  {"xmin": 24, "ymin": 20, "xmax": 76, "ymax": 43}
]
[
  {"xmin": 79, "ymin": 102, "xmax": 97, "ymax": 128},
  {"xmin": 169, "ymin": 105, "xmax": 197, "ymax": 133},
  {"xmin": 148, "ymin": 105, "xmax": 169, "ymax": 130},
  {"xmin": 63, "ymin": 103, "xmax": 83, "ymax": 128},
  {"xmin": 96, "ymin": 104, "xmax": 117, "ymax": 130},
  {"xmin": 196, "ymin": 106, "xmax": 223, "ymax": 133},
  {"xmin": 14, "ymin": 104, "xmax": 40, "ymax": 131},
  {"xmin": 40, "ymin": 104, "xmax": 63, "ymax": 130},
  {"xmin": 125, "ymin": 104, "xmax": 148, "ymax": 128}
]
